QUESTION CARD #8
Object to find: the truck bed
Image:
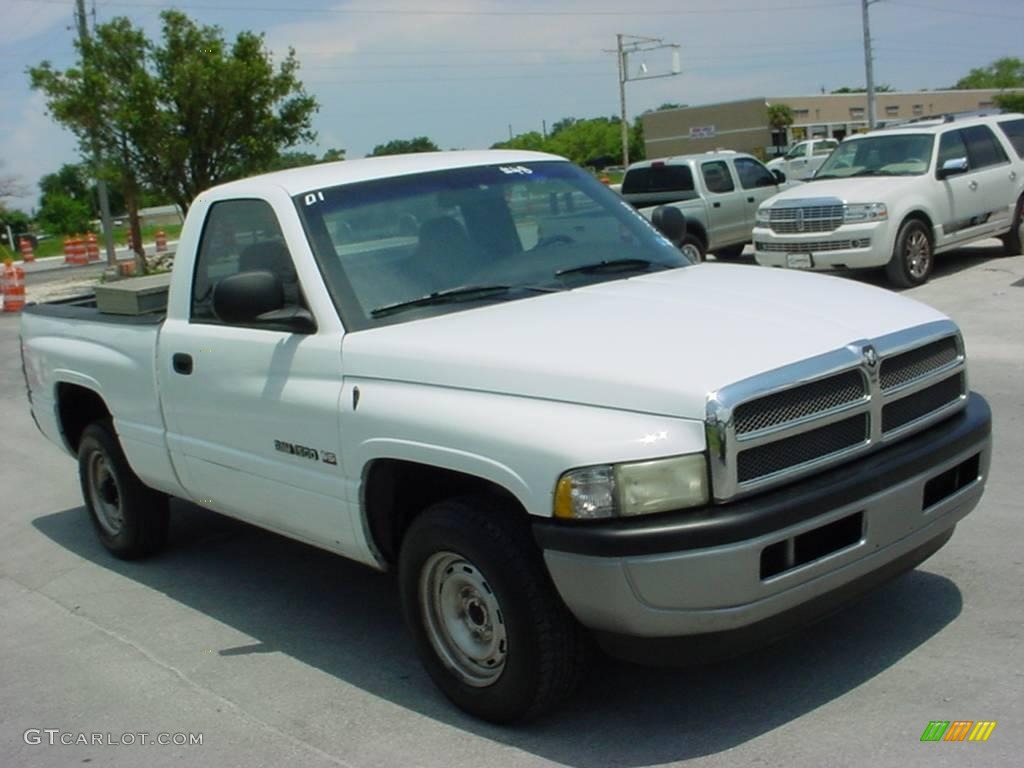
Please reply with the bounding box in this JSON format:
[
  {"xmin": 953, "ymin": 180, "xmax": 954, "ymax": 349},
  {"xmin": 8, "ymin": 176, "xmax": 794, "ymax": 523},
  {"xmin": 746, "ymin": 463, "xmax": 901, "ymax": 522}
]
[{"xmin": 23, "ymin": 295, "xmax": 166, "ymax": 326}]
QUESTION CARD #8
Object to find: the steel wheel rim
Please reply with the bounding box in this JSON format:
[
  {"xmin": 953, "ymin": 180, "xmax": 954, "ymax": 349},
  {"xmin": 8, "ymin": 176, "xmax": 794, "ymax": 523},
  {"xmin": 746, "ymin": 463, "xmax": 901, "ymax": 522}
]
[
  {"xmin": 681, "ymin": 243, "xmax": 703, "ymax": 263},
  {"xmin": 905, "ymin": 230, "xmax": 931, "ymax": 278},
  {"xmin": 419, "ymin": 551, "xmax": 507, "ymax": 687},
  {"xmin": 88, "ymin": 450, "xmax": 124, "ymax": 536}
]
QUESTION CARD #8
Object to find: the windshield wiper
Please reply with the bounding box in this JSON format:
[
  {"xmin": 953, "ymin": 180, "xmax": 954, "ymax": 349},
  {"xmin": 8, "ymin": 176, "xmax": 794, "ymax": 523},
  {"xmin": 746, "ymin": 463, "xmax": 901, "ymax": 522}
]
[
  {"xmin": 370, "ymin": 284, "xmax": 556, "ymax": 318},
  {"xmin": 555, "ymin": 258, "xmax": 657, "ymax": 278}
]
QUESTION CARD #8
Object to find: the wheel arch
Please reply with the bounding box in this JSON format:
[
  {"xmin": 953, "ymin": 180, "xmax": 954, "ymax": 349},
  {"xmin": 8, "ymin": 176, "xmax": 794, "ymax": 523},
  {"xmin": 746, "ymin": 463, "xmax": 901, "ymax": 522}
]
[
  {"xmin": 361, "ymin": 458, "xmax": 529, "ymax": 566},
  {"xmin": 56, "ymin": 382, "xmax": 112, "ymax": 454}
]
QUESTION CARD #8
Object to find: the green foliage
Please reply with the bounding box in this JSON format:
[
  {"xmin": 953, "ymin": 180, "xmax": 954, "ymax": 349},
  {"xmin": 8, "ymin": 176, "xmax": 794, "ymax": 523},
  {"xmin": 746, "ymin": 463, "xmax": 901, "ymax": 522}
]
[
  {"xmin": 320, "ymin": 148, "xmax": 346, "ymax": 162},
  {"xmin": 29, "ymin": 10, "xmax": 319, "ymax": 214},
  {"xmin": 0, "ymin": 207, "xmax": 30, "ymax": 232},
  {"xmin": 263, "ymin": 147, "xmax": 347, "ymax": 171},
  {"xmin": 492, "ymin": 116, "xmax": 643, "ymax": 166},
  {"xmin": 369, "ymin": 137, "xmax": 440, "ymax": 156},
  {"xmin": 830, "ymin": 85, "xmax": 894, "ymax": 93},
  {"xmin": 767, "ymin": 104, "xmax": 795, "ymax": 130},
  {"xmin": 995, "ymin": 92, "xmax": 1024, "ymax": 112},
  {"xmin": 955, "ymin": 57, "xmax": 1024, "ymax": 89},
  {"xmin": 37, "ymin": 192, "xmax": 92, "ymax": 236}
]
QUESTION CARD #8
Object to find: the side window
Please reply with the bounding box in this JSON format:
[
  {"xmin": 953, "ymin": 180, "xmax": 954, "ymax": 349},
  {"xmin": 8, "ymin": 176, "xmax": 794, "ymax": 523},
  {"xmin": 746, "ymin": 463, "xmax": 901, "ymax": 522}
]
[
  {"xmin": 997, "ymin": 118, "xmax": 1024, "ymax": 159},
  {"xmin": 963, "ymin": 125, "xmax": 1009, "ymax": 169},
  {"xmin": 937, "ymin": 130, "xmax": 969, "ymax": 169},
  {"xmin": 621, "ymin": 164, "xmax": 695, "ymax": 195},
  {"xmin": 734, "ymin": 158, "xmax": 776, "ymax": 189},
  {"xmin": 812, "ymin": 141, "xmax": 836, "ymax": 156},
  {"xmin": 701, "ymin": 161, "xmax": 735, "ymax": 194},
  {"xmin": 191, "ymin": 199, "xmax": 302, "ymax": 324}
]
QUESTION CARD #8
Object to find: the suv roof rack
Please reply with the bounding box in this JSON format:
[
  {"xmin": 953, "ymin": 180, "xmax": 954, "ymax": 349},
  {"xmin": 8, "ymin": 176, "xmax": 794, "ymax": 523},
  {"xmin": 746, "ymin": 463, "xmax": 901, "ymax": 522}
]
[{"xmin": 905, "ymin": 109, "xmax": 1003, "ymax": 124}]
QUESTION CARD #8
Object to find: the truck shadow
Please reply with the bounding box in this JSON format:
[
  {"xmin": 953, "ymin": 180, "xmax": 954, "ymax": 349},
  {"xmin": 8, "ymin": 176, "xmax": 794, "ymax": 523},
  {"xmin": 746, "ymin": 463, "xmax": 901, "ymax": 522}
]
[{"xmin": 34, "ymin": 501, "xmax": 963, "ymax": 766}]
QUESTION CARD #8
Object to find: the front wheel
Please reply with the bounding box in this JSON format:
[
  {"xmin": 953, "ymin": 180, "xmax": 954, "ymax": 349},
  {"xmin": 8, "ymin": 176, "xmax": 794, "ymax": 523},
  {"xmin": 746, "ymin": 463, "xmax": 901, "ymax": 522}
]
[
  {"xmin": 885, "ymin": 219, "xmax": 933, "ymax": 288},
  {"xmin": 398, "ymin": 497, "xmax": 588, "ymax": 723},
  {"xmin": 1001, "ymin": 195, "xmax": 1023, "ymax": 256},
  {"xmin": 78, "ymin": 420, "xmax": 169, "ymax": 559},
  {"xmin": 679, "ymin": 233, "xmax": 706, "ymax": 263}
]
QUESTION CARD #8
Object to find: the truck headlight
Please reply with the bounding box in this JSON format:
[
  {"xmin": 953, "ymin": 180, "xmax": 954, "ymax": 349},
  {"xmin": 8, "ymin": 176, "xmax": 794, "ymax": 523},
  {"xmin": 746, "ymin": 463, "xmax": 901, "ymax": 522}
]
[
  {"xmin": 553, "ymin": 454, "xmax": 709, "ymax": 520},
  {"xmin": 755, "ymin": 208, "xmax": 771, "ymax": 226},
  {"xmin": 843, "ymin": 203, "xmax": 887, "ymax": 223}
]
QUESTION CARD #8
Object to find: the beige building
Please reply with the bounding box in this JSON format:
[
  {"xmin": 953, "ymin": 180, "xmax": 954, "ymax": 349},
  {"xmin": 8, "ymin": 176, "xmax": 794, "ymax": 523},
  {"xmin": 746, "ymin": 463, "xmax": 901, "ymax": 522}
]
[{"xmin": 643, "ymin": 89, "xmax": 1024, "ymax": 160}]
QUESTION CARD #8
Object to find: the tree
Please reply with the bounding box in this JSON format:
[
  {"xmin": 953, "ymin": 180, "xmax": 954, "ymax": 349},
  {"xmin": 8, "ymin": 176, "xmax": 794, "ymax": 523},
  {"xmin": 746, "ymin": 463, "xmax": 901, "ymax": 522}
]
[
  {"xmin": 30, "ymin": 10, "xmax": 318, "ymax": 268},
  {"xmin": 995, "ymin": 92, "xmax": 1024, "ymax": 112},
  {"xmin": 37, "ymin": 193, "xmax": 91, "ymax": 236},
  {"xmin": 369, "ymin": 137, "xmax": 440, "ymax": 156},
  {"xmin": 767, "ymin": 103, "xmax": 795, "ymax": 155},
  {"xmin": 955, "ymin": 57, "xmax": 1024, "ymax": 89},
  {"xmin": 830, "ymin": 85, "xmax": 894, "ymax": 93}
]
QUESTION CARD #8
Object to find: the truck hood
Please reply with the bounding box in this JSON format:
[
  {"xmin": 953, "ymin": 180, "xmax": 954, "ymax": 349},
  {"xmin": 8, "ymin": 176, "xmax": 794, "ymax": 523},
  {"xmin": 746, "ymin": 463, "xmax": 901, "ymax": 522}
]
[
  {"xmin": 342, "ymin": 265, "xmax": 947, "ymax": 419},
  {"xmin": 767, "ymin": 175, "xmax": 917, "ymax": 203}
]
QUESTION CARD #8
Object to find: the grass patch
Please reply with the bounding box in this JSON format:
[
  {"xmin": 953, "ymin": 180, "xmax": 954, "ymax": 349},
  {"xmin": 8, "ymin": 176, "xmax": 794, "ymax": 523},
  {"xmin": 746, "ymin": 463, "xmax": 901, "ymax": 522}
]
[{"xmin": 7, "ymin": 222, "xmax": 184, "ymax": 262}]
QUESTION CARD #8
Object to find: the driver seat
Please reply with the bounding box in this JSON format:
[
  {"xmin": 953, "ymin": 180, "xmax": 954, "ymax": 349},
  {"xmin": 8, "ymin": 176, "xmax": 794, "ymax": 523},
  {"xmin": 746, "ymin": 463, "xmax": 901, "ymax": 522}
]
[{"xmin": 413, "ymin": 216, "xmax": 478, "ymax": 289}]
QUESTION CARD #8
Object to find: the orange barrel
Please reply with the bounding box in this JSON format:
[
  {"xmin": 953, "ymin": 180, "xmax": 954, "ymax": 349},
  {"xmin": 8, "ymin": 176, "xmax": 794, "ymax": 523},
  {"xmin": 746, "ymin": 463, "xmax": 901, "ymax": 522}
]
[
  {"xmin": 71, "ymin": 235, "xmax": 86, "ymax": 265},
  {"xmin": 86, "ymin": 232, "xmax": 100, "ymax": 261},
  {"xmin": 155, "ymin": 230, "xmax": 168, "ymax": 252},
  {"xmin": 19, "ymin": 237, "xmax": 35, "ymax": 263},
  {"xmin": 2, "ymin": 262, "xmax": 26, "ymax": 312},
  {"xmin": 63, "ymin": 236, "xmax": 73, "ymax": 264}
]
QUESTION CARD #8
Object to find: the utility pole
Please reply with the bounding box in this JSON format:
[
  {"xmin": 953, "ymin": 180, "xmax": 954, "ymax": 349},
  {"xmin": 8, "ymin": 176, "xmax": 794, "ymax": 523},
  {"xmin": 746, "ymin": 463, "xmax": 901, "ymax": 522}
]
[
  {"xmin": 611, "ymin": 34, "xmax": 681, "ymax": 168},
  {"xmin": 862, "ymin": 0, "xmax": 878, "ymax": 130},
  {"xmin": 75, "ymin": 0, "xmax": 116, "ymax": 265}
]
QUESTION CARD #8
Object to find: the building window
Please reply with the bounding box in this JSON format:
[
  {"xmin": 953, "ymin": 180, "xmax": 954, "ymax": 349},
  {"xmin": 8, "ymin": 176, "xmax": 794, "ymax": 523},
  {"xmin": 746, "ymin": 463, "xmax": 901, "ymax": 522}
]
[
  {"xmin": 912, "ymin": 104, "xmax": 924, "ymax": 116},
  {"xmin": 885, "ymin": 105, "xmax": 899, "ymax": 116},
  {"xmin": 794, "ymin": 108, "xmax": 810, "ymax": 117},
  {"xmin": 850, "ymin": 107, "xmax": 865, "ymax": 119}
]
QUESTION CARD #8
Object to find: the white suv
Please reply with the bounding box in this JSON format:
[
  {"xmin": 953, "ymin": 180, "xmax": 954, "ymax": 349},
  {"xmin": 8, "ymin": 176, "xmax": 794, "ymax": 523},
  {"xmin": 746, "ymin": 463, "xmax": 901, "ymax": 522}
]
[{"xmin": 753, "ymin": 113, "xmax": 1024, "ymax": 287}]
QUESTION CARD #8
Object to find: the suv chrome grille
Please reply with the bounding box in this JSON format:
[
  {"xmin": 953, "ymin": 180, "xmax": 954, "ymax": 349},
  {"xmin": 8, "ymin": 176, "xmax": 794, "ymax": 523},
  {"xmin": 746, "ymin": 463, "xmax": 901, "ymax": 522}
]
[
  {"xmin": 706, "ymin": 322, "xmax": 967, "ymax": 500},
  {"xmin": 768, "ymin": 204, "xmax": 844, "ymax": 234}
]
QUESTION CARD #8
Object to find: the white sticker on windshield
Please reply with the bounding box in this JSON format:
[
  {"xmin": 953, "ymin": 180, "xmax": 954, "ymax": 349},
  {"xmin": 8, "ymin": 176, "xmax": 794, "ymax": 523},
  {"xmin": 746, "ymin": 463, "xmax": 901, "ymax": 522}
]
[
  {"xmin": 304, "ymin": 191, "xmax": 325, "ymax": 206},
  {"xmin": 498, "ymin": 165, "xmax": 533, "ymax": 176}
]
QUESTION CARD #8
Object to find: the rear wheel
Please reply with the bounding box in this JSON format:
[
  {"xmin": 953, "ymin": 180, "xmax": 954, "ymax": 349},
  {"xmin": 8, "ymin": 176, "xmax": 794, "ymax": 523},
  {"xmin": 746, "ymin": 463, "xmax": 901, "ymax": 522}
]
[
  {"xmin": 398, "ymin": 496, "xmax": 588, "ymax": 723},
  {"xmin": 78, "ymin": 420, "xmax": 169, "ymax": 559},
  {"xmin": 1000, "ymin": 195, "xmax": 1023, "ymax": 256},
  {"xmin": 885, "ymin": 219, "xmax": 933, "ymax": 288}
]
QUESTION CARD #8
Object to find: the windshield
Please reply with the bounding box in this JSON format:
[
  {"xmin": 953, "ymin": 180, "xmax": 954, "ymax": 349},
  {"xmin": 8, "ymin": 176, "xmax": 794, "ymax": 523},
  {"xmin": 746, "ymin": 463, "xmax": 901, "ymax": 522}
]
[
  {"xmin": 784, "ymin": 144, "xmax": 806, "ymax": 160},
  {"xmin": 295, "ymin": 161, "xmax": 687, "ymax": 329},
  {"xmin": 814, "ymin": 133, "xmax": 935, "ymax": 178}
]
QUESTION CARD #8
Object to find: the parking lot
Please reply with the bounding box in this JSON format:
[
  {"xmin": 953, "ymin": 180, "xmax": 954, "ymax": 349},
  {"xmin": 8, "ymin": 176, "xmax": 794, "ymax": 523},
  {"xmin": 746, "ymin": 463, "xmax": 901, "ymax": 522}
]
[{"xmin": 1, "ymin": 243, "xmax": 1022, "ymax": 768}]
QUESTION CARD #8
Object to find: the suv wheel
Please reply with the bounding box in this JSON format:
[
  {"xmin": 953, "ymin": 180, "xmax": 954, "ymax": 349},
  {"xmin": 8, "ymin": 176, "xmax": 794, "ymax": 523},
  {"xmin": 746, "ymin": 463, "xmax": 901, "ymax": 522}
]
[
  {"xmin": 679, "ymin": 234, "xmax": 706, "ymax": 263},
  {"xmin": 886, "ymin": 219, "xmax": 933, "ymax": 288},
  {"xmin": 1001, "ymin": 195, "xmax": 1023, "ymax": 256}
]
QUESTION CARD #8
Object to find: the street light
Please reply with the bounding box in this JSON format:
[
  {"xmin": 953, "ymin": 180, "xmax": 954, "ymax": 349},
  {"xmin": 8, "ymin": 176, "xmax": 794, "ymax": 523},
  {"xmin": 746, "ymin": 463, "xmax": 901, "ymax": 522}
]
[{"xmin": 612, "ymin": 34, "xmax": 681, "ymax": 168}]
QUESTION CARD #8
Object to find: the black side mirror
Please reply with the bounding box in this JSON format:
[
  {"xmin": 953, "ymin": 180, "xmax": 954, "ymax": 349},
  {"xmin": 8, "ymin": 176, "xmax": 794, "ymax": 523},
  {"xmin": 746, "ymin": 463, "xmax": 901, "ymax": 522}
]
[
  {"xmin": 212, "ymin": 271, "xmax": 316, "ymax": 333},
  {"xmin": 938, "ymin": 157, "xmax": 969, "ymax": 180},
  {"xmin": 772, "ymin": 169, "xmax": 787, "ymax": 184},
  {"xmin": 651, "ymin": 205, "xmax": 687, "ymax": 245}
]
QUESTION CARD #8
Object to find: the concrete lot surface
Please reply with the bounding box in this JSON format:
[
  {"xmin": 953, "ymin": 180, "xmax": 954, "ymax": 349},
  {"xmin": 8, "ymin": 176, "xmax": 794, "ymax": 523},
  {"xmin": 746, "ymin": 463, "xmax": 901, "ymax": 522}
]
[{"xmin": 2, "ymin": 243, "xmax": 1022, "ymax": 767}]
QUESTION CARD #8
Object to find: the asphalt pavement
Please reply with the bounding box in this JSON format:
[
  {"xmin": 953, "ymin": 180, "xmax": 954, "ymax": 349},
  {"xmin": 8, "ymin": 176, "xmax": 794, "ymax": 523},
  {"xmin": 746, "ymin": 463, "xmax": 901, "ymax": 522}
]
[{"xmin": 1, "ymin": 242, "xmax": 1021, "ymax": 767}]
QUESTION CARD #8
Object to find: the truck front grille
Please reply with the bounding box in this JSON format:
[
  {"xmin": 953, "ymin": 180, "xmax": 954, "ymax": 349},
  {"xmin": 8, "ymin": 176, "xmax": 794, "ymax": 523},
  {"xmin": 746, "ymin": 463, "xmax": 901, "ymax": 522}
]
[
  {"xmin": 706, "ymin": 322, "xmax": 967, "ymax": 500},
  {"xmin": 767, "ymin": 204, "xmax": 844, "ymax": 234}
]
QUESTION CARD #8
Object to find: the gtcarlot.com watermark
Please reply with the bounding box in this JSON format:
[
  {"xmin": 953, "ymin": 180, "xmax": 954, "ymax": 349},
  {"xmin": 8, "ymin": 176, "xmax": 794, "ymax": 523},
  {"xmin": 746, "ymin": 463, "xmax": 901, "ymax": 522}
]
[{"xmin": 24, "ymin": 729, "xmax": 203, "ymax": 747}]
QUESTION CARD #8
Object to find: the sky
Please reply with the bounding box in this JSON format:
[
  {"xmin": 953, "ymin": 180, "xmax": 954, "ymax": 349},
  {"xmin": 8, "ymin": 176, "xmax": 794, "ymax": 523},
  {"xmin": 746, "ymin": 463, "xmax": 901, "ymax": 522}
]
[{"xmin": 0, "ymin": 0, "xmax": 1021, "ymax": 212}]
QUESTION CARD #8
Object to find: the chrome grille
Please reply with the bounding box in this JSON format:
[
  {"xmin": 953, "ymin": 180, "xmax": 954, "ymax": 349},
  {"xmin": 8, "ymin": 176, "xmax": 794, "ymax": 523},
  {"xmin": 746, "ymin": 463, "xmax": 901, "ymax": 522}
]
[
  {"xmin": 734, "ymin": 370, "xmax": 866, "ymax": 435},
  {"xmin": 737, "ymin": 415, "xmax": 868, "ymax": 483},
  {"xmin": 882, "ymin": 373, "xmax": 965, "ymax": 433},
  {"xmin": 755, "ymin": 239, "xmax": 868, "ymax": 253},
  {"xmin": 768, "ymin": 204, "xmax": 844, "ymax": 233},
  {"xmin": 879, "ymin": 337, "xmax": 959, "ymax": 390},
  {"xmin": 706, "ymin": 322, "xmax": 968, "ymax": 501}
]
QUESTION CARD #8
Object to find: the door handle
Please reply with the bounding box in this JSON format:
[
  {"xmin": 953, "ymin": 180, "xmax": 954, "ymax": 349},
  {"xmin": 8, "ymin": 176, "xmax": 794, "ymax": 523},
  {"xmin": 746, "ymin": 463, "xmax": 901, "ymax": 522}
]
[
  {"xmin": 713, "ymin": 202, "xmax": 721, "ymax": 208},
  {"xmin": 968, "ymin": 180, "xmax": 978, "ymax": 191},
  {"xmin": 747, "ymin": 196, "xmax": 755, "ymax": 203},
  {"xmin": 1011, "ymin": 171, "xmax": 1018, "ymax": 181},
  {"xmin": 172, "ymin": 353, "xmax": 193, "ymax": 375}
]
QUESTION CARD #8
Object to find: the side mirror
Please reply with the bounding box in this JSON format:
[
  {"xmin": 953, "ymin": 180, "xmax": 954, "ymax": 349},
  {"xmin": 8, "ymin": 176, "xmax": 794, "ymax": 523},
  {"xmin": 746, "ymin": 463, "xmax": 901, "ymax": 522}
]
[
  {"xmin": 772, "ymin": 169, "xmax": 787, "ymax": 185},
  {"xmin": 212, "ymin": 270, "xmax": 315, "ymax": 333},
  {"xmin": 651, "ymin": 205, "xmax": 687, "ymax": 244},
  {"xmin": 938, "ymin": 157, "xmax": 969, "ymax": 179}
]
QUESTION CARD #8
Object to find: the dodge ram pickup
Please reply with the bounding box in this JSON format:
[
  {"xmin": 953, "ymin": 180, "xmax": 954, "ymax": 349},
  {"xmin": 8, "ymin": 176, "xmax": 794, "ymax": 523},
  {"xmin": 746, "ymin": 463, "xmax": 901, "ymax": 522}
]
[{"xmin": 20, "ymin": 150, "xmax": 992, "ymax": 723}]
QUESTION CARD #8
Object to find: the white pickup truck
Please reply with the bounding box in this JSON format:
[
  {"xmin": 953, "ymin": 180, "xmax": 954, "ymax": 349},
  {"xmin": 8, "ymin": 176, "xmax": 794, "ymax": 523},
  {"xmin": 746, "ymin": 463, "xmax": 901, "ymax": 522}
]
[
  {"xmin": 754, "ymin": 113, "xmax": 1024, "ymax": 287},
  {"xmin": 766, "ymin": 138, "xmax": 839, "ymax": 181},
  {"xmin": 20, "ymin": 150, "xmax": 992, "ymax": 723}
]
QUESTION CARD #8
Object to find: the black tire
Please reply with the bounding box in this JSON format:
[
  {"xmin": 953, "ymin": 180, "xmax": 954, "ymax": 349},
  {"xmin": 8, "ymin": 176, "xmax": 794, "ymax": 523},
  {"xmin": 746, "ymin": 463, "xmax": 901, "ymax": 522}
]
[
  {"xmin": 78, "ymin": 420, "xmax": 169, "ymax": 559},
  {"xmin": 885, "ymin": 219, "xmax": 933, "ymax": 288},
  {"xmin": 679, "ymin": 233, "xmax": 706, "ymax": 263},
  {"xmin": 1000, "ymin": 195, "xmax": 1023, "ymax": 256},
  {"xmin": 398, "ymin": 496, "xmax": 589, "ymax": 723},
  {"xmin": 713, "ymin": 243, "xmax": 746, "ymax": 260}
]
